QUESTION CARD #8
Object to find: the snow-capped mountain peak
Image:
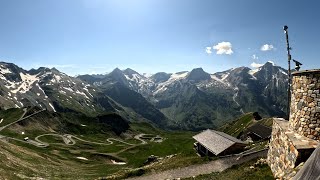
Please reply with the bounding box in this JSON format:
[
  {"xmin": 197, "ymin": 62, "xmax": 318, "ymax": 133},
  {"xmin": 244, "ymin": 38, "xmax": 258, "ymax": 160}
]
[
  {"xmin": 0, "ymin": 61, "xmax": 289, "ymax": 130},
  {"xmin": 0, "ymin": 62, "xmax": 97, "ymax": 112}
]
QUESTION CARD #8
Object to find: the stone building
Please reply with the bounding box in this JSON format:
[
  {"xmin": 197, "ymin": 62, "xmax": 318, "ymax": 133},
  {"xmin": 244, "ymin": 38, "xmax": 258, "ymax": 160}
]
[
  {"xmin": 267, "ymin": 69, "xmax": 320, "ymax": 179},
  {"xmin": 290, "ymin": 70, "xmax": 320, "ymax": 140}
]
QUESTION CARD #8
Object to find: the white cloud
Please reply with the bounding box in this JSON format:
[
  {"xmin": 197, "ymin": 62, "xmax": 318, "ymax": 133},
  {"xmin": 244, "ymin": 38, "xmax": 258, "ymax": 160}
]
[
  {"xmin": 212, "ymin": 42, "xmax": 233, "ymax": 55},
  {"xmin": 261, "ymin": 44, "xmax": 274, "ymax": 51},
  {"xmin": 250, "ymin": 62, "xmax": 263, "ymax": 69},
  {"xmin": 205, "ymin": 47, "xmax": 212, "ymax": 54},
  {"xmin": 252, "ymin": 54, "xmax": 258, "ymax": 60}
]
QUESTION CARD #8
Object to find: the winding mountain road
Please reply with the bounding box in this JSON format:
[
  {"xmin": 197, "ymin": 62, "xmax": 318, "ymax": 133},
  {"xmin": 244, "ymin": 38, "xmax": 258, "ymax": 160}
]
[
  {"xmin": 0, "ymin": 109, "xmax": 163, "ymax": 167},
  {"xmin": 134, "ymin": 134, "xmax": 148, "ymax": 144},
  {"xmin": 0, "ymin": 109, "xmax": 50, "ymax": 147},
  {"xmin": 0, "ymin": 107, "xmax": 156, "ymax": 148},
  {"xmin": 0, "ymin": 108, "xmax": 27, "ymax": 131},
  {"xmin": 33, "ymin": 133, "xmax": 152, "ymax": 148},
  {"xmin": 0, "ymin": 108, "xmax": 45, "ymax": 132}
]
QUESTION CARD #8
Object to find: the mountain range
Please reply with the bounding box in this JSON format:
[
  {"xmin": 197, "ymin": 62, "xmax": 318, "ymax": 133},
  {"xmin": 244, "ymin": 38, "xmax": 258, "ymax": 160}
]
[{"xmin": 0, "ymin": 61, "xmax": 288, "ymax": 130}]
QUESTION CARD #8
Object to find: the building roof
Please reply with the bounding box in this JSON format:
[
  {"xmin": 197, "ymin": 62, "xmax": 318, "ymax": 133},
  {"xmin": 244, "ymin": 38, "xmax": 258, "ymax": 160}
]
[
  {"xmin": 247, "ymin": 123, "xmax": 272, "ymax": 139},
  {"xmin": 193, "ymin": 129, "xmax": 247, "ymax": 155},
  {"xmin": 292, "ymin": 69, "xmax": 320, "ymax": 76}
]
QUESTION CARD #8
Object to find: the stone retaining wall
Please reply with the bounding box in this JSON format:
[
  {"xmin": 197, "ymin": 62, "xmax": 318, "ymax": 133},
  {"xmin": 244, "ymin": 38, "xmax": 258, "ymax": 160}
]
[
  {"xmin": 268, "ymin": 119, "xmax": 299, "ymax": 179},
  {"xmin": 268, "ymin": 118, "xmax": 318, "ymax": 179},
  {"xmin": 290, "ymin": 69, "xmax": 320, "ymax": 140},
  {"xmin": 268, "ymin": 69, "xmax": 320, "ymax": 179}
]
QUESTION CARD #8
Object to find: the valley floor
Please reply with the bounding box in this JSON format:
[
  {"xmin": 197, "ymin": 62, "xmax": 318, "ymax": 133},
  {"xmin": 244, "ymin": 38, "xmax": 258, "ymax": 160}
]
[
  {"xmin": 0, "ymin": 108, "xmax": 274, "ymax": 179},
  {"xmin": 0, "ymin": 108, "xmax": 207, "ymax": 179}
]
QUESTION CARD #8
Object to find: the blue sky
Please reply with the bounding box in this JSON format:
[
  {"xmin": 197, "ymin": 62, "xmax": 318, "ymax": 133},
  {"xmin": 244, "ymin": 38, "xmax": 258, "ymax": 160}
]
[{"xmin": 0, "ymin": 0, "xmax": 319, "ymax": 75}]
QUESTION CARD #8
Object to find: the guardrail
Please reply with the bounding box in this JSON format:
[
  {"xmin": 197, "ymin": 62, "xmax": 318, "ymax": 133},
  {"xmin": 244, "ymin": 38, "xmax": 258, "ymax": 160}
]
[{"xmin": 218, "ymin": 148, "xmax": 268, "ymax": 158}]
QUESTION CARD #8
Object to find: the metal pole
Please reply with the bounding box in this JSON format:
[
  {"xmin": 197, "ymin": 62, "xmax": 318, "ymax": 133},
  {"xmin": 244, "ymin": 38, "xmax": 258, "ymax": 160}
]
[{"xmin": 284, "ymin": 25, "xmax": 291, "ymax": 120}]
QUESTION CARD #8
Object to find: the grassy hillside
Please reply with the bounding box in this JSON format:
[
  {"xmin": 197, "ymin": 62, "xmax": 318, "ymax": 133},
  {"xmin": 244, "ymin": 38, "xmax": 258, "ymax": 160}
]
[
  {"xmin": 0, "ymin": 108, "xmax": 275, "ymax": 179},
  {"xmin": 0, "ymin": 108, "xmax": 25, "ymax": 126},
  {"xmin": 0, "ymin": 108, "xmax": 208, "ymax": 179},
  {"xmin": 219, "ymin": 113, "xmax": 273, "ymax": 138},
  {"xmin": 0, "ymin": 138, "xmax": 72, "ymax": 179}
]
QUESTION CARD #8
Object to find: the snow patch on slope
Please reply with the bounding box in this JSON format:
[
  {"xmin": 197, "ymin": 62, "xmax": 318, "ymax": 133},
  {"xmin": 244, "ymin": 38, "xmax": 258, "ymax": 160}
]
[
  {"xmin": 267, "ymin": 61, "xmax": 275, "ymax": 66},
  {"xmin": 280, "ymin": 69, "xmax": 288, "ymax": 76},
  {"xmin": 248, "ymin": 66, "xmax": 263, "ymax": 80},
  {"xmin": 11, "ymin": 73, "xmax": 39, "ymax": 94},
  {"xmin": 210, "ymin": 74, "xmax": 231, "ymax": 87},
  {"xmin": 153, "ymin": 72, "xmax": 188, "ymax": 95},
  {"xmin": 221, "ymin": 72, "xmax": 230, "ymax": 81},
  {"xmin": 170, "ymin": 72, "xmax": 188, "ymax": 80},
  {"xmin": 63, "ymin": 87, "xmax": 74, "ymax": 92},
  {"xmin": 0, "ymin": 65, "xmax": 12, "ymax": 74},
  {"xmin": 48, "ymin": 102, "xmax": 56, "ymax": 112},
  {"xmin": 75, "ymin": 90, "xmax": 90, "ymax": 99},
  {"xmin": 232, "ymin": 86, "xmax": 244, "ymax": 114}
]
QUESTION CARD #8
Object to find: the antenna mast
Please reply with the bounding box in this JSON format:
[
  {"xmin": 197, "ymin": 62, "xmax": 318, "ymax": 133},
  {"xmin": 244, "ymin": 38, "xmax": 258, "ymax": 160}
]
[{"xmin": 283, "ymin": 25, "xmax": 291, "ymax": 120}]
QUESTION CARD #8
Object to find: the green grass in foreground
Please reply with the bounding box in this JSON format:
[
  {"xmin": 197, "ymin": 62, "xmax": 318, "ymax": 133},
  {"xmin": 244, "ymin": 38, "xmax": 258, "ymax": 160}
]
[{"xmin": 184, "ymin": 158, "xmax": 274, "ymax": 180}]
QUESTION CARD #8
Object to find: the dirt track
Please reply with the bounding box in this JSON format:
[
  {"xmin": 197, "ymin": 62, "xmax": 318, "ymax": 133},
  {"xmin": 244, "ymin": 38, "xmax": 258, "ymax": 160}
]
[{"xmin": 127, "ymin": 150, "xmax": 268, "ymax": 180}]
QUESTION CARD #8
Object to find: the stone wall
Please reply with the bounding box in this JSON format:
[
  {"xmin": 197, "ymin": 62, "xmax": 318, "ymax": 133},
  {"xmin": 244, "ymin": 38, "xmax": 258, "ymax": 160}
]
[
  {"xmin": 267, "ymin": 118, "xmax": 318, "ymax": 179},
  {"xmin": 268, "ymin": 69, "xmax": 320, "ymax": 179},
  {"xmin": 290, "ymin": 69, "xmax": 320, "ymax": 140},
  {"xmin": 268, "ymin": 119, "xmax": 299, "ymax": 178}
]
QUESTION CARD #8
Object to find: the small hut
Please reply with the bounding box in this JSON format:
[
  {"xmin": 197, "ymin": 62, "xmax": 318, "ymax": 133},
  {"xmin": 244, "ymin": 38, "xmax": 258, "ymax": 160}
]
[
  {"xmin": 193, "ymin": 129, "xmax": 247, "ymax": 156},
  {"xmin": 245, "ymin": 124, "xmax": 272, "ymax": 141}
]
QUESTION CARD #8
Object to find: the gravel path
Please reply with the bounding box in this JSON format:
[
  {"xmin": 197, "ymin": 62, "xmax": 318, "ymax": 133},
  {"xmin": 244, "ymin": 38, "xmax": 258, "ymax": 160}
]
[{"xmin": 127, "ymin": 150, "xmax": 268, "ymax": 180}]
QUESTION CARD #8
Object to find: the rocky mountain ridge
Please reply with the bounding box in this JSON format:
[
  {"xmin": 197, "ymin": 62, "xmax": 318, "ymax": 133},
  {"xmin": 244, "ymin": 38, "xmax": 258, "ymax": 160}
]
[
  {"xmin": 0, "ymin": 61, "xmax": 288, "ymax": 130},
  {"xmin": 79, "ymin": 61, "xmax": 289, "ymax": 129}
]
